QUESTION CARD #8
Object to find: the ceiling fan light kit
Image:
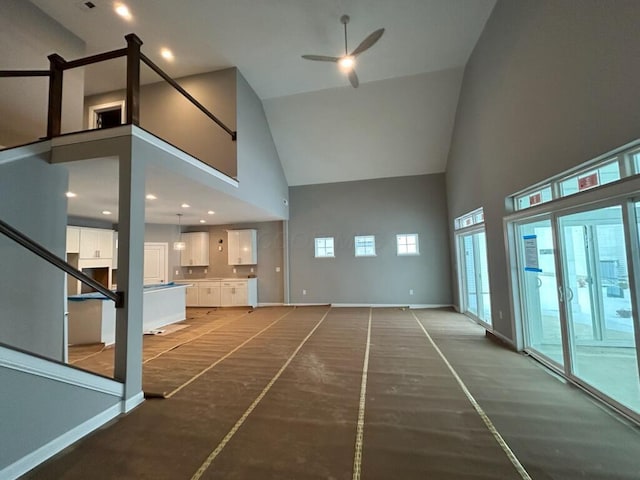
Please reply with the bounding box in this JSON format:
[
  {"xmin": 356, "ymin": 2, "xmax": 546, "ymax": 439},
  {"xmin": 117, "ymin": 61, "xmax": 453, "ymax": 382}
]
[{"xmin": 302, "ymin": 14, "xmax": 384, "ymax": 88}]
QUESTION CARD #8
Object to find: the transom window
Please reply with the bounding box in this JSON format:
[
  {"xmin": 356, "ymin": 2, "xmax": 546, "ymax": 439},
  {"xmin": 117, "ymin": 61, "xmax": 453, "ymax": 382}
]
[
  {"xmin": 455, "ymin": 207, "xmax": 485, "ymax": 230},
  {"xmin": 314, "ymin": 237, "xmax": 335, "ymax": 258},
  {"xmin": 354, "ymin": 235, "xmax": 376, "ymax": 257},
  {"xmin": 513, "ymin": 140, "xmax": 640, "ymax": 212},
  {"xmin": 396, "ymin": 234, "xmax": 419, "ymax": 256}
]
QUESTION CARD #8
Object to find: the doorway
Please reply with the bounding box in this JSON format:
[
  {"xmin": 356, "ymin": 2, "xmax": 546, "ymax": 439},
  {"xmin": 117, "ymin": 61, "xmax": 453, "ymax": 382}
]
[{"xmin": 144, "ymin": 242, "xmax": 168, "ymax": 285}]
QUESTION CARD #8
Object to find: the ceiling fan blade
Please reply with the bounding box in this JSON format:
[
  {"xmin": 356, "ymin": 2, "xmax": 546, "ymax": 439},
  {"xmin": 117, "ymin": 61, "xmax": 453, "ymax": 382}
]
[
  {"xmin": 301, "ymin": 55, "xmax": 339, "ymax": 62},
  {"xmin": 350, "ymin": 28, "xmax": 385, "ymax": 57},
  {"xmin": 348, "ymin": 69, "xmax": 359, "ymax": 88}
]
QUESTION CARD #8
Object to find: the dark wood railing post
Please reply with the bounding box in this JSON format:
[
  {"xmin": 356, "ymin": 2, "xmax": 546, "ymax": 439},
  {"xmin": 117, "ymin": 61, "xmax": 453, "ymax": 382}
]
[
  {"xmin": 125, "ymin": 34, "xmax": 143, "ymax": 126},
  {"xmin": 46, "ymin": 53, "xmax": 65, "ymax": 138}
]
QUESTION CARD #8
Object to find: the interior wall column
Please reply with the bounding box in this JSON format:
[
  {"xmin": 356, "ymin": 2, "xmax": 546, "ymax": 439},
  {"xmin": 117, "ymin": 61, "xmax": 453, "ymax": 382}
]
[{"xmin": 114, "ymin": 139, "xmax": 146, "ymax": 410}]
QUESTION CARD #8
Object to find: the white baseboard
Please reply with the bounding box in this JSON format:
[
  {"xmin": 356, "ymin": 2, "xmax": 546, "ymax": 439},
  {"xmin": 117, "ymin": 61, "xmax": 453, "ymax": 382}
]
[
  {"xmin": 1, "ymin": 403, "xmax": 121, "ymax": 480},
  {"xmin": 487, "ymin": 328, "xmax": 516, "ymax": 349},
  {"xmin": 122, "ymin": 391, "xmax": 145, "ymax": 413},
  {"xmin": 330, "ymin": 303, "xmax": 453, "ymax": 309},
  {"xmin": 257, "ymin": 302, "xmax": 285, "ymax": 307}
]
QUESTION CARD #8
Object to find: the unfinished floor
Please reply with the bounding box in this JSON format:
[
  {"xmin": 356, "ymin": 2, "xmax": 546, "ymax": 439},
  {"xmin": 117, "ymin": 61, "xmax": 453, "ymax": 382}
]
[{"xmin": 25, "ymin": 307, "xmax": 640, "ymax": 479}]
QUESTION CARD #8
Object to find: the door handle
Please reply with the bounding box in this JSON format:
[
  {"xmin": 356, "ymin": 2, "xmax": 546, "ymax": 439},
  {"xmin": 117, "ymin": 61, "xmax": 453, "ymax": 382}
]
[
  {"xmin": 567, "ymin": 287, "xmax": 574, "ymax": 302},
  {"xmin": 558, "ymin": 286, "xmax": 564, "ymax": 302}
]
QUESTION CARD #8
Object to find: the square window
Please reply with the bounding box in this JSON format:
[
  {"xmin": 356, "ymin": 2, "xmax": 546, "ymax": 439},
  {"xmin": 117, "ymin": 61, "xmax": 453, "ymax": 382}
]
[
  {"xmin": 397, "ymin": 234, "xmax": 419, "ymax": 256},
  {"xmin": 314, "ymin": 237, "xmax": 335, "ymax": 258},
  {"xmin": 355, "ymin": 235, "xmax": 376, "ymax": 257}
]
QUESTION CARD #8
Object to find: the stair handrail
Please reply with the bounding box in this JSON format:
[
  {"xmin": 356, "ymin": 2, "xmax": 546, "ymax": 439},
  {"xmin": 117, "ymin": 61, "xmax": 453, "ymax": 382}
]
[{"xmin": 0, "ymin": 218, "xmax": 124, "ymax": 308}]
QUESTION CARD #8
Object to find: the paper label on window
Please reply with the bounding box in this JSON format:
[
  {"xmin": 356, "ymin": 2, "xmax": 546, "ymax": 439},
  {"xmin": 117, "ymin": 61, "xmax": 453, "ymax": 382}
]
[
  {"xmin": 578, "ymin": 172, "xmax": 599, "ymax": 191},
  {"xmin": 529, "ymin": 192, "xmax": 542, "ymax": 206},
  {"xmin": 523, "ymin": 235, "xmax": 542, "ymax": 272}
]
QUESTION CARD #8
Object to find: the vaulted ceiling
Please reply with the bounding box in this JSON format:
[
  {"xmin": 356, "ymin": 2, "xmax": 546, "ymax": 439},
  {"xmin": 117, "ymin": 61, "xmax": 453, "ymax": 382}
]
[{"xmin": 26, "ymin": 0, "xmax": 495, "ymax": 187}]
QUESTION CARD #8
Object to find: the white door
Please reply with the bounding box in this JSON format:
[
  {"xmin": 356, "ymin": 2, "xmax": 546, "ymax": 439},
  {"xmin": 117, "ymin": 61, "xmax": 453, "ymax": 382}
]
[{"xmin": 144, "ymin": 243, "xmax": 168, "ymax": 285}]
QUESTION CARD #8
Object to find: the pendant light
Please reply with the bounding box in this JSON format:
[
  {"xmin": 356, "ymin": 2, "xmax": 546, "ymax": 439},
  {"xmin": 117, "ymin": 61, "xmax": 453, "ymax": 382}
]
[{"xmin": 173, "ymin": 213, "xmax": 186, "ymax": 251}]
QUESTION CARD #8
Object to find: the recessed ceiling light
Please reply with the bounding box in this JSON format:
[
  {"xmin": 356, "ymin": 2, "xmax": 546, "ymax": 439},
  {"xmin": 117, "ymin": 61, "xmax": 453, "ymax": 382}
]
[
  {"xmin": 146, "ymin": 194, "xmax": 157, "ymax": 200},
  {"xmin": 102, "ymin": 210, "xmax": 112, "ymax": 215},
  {"xmin": 207, "ymin": 210, "xmax": 215, "ymax": 215},
  {"xmin": 66, "ymin": 191, "xmax": 77, "ymax": 198},
  {"xmin": 114, "ymin": 3, "xmax": 132, "ymax": 20},
  {"xmin": 160, "ymin": 48, "xmax": 174, "ymax": 61},
  {"xmin": 181, "ymin": 203, "xmax": 190, "ymax": 208},
  {"xmin": 199, "ymin": 219, "xmax": 206, "ymax": 224}
]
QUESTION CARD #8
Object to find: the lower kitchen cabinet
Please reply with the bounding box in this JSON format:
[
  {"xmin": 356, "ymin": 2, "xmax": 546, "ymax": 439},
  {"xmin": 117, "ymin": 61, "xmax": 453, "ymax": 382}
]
[
  {"xmin": 199, "ymin": 282, "xmax": 221, "ymax": 306},
  {"xmin": 178, "ymin": 278, "xmax": 257, "ymax": 307}
]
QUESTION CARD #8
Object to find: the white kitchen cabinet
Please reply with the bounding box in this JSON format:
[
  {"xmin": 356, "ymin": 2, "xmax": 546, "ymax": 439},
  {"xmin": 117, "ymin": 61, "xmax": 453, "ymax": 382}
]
[
  {"xmin": 79, "ymin": 227, "xmax": 113, "ymax": 260},
  {"xmin": 66, "ymin": 226, "xmax": 80, "ymax": 253},
  {"xmin": 198, "ymin": 282, "xmax": 221, "ymax": 306},
  {"xmin": 227, "ymin": 229, "xmax": 257, "ymax": 265},
  {"xmin": 181, "ymin": 231, "xmax": 210, "ymax": 266},
  {"xmin": 185, "ymin": 285, "xmax": 199, "ymax": 306},
  {"xmin": 220, "ymin": 279, "xmax": 257, "ymax": 307}
]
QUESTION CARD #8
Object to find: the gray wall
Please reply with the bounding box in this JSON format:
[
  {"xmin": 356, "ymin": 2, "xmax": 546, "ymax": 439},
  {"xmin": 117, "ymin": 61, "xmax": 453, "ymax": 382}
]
[
  {"xmin": 0, "ymin": 153, "xmax": 68, "ymax": 360},
  {"xmin": 0, "ymin": 362, "xmax": 120, "ymax": 474},
  {"xmin": 85, "ymin": 68, "xmax": 237, "ymax": 177},
  {"xmin": 0, "ymin": 0, "xmax": 85, "ymax": 147},
  {"xmin": 181, "ymin": 221, "xmax": 285, "ymax": 304},
  {"xmin": 289, "ymin": 174, "xmax": 451, "ymax": 305},
  {"xmin": 236, "ymin": 72, "xmax": 289, "ymax": 220},
  {"xmin": 446, "ymin": 0, "xmax": 640, "ymax": 340}
]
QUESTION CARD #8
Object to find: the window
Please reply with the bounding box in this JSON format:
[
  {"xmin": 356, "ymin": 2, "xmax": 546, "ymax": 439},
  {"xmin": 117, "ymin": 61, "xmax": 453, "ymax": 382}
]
[
  {"xmin": 454, "ymin": 207, "xmax": 484, "ymax": 230},
  {"xmin": 354, "ymin": 235, "xmax": 376, "ymax": 257},
  {"xmin": 314, "ymin": 237, "xmax": 334, "ymax": 258},
  {"xmin": 397, "ymin": 234, "xmax": 419, "ymax": 255}
]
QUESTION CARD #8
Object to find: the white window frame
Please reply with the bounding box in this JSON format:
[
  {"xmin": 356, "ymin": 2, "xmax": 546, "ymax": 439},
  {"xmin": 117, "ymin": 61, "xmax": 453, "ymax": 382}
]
[
  {"xmin": 396, "ymin": 233, "xmax": 419, "ymax": 256},
  {"xmin": 314, "ymin": 237, "xmax": 335, "ymax": 258},
  {"xmin": 354, "ymin": 235, "xmax": 376, "ymax": 257},
  {"xmin": 88, "ymin": 100, "xmax": 125, "ymax": 129}
]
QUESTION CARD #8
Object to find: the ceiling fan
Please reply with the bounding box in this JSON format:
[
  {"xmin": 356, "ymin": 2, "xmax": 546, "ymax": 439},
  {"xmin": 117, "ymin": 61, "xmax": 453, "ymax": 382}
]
[{"xmin": 302, "ymin": 15, "xmax": 385, "ymax": 88}]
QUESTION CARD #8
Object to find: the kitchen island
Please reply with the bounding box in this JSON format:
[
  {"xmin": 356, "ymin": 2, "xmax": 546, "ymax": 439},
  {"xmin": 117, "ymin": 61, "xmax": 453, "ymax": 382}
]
[{"xmin": 67, "ymin": 283, "xmax": 187, "ymax": 345}]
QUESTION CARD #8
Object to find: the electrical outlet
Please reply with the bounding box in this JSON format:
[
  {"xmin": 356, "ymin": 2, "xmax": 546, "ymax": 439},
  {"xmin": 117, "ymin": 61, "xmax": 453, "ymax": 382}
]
[
  {"xmin": 250, "ymin": 267, "xmax": 254, "ymax": 273},
  {"xmin": 409, "ymin": 289, "xmax": 414, "ymax": 295},
  {"xmin": 175, "ymin": 270, "xmax": 179, "ymax": 275},
  {"xmin": 499, "ymin": 310, "xmax": 503, "ymax": 319},
  {"xmin": 276, "ymin": 266, "xmax": 280, "ymax": 272},
  {"xmin": 302, "ymin": 289, "xmax": 307, "ymax": 295},
  {"xmin": 204, "ymin": 268, "xmax": 207, "ymax": 274},
  {"xmin": 233, "ymin": 268, "xmax": 237, "ymax": 274},
  {"xmin": 189, "ymin": 269, "xmax": 192, "ymax": 274}
]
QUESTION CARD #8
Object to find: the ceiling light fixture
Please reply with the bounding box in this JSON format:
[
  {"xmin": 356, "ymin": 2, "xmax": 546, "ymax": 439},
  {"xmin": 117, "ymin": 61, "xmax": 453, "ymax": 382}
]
[
  {"xmin": 338, "ymin": 55, "xmax": 355, "ymax": 71},
  {"xmin": 173, "ymin": 213, "xmax": 186, "ymax": 251},
  {"xmin": 102, "ymin": 210, "xmax": 112, "ymax": 215},
  {"xmin": 114, "ymin": 3, "xmax": 132, "ymax": 21},
  {"xmin": 207, "ymin": 210, "xmax": 215, "ymax": 215},
  {"xmin": 181, "ymin": 203, "xmax": 190, "ymax": 208},
  {"xmin": 146, "ymin": 194, "xmax": 157, "ymax": 200},
  {"xmin": 66, "ymin": 191, "xmax": 77, "ymax": 198},
  {"xmin": 199, "ymin": 219, "xmax": 206, "ymax": 224},
  {"xmin": 160, "ymin": 48, "xmax": 174, "ymax": 61}
]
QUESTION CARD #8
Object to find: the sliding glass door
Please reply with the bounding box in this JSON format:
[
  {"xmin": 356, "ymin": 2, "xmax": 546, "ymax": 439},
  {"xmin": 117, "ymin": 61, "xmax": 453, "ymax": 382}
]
[
  {"xmin": 558, "ymin": 205, "xmax": 639, "ymax": 412},
  {"xmin": 512, "ymin": 202, "xmax": 640, "ymax": 417},
  {"xmin": 515, "ymin": 217, "xmax": 564, "ymax": 366},
  {"xmin": 458, "ymin": 229, "xmax": 492, "ymax": 325}
]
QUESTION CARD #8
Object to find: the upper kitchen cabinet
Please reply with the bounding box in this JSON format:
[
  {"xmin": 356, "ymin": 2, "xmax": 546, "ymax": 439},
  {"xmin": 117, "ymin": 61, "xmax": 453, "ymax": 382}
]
[
  {"xmin": 79, "ymin": 227, "xmax": 113, "ymax": 260},
  {"xmin": 228, "ymin": 229, "xmax": 257, "ymax": 265},
  {"xmin": 181, "ymin": 231, "xmax": 210, "ymax": 266},
  {"xmin": 66, "ymin": 226, "xmax": 80, "ymax": 254}
]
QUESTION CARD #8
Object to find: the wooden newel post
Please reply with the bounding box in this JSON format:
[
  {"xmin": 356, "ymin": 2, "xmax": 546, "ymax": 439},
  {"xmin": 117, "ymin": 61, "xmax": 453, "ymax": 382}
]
[
  {"xmin": 125, "ymin": 33, "xmax": 143, "ymax": 126},
  {"xmin": 46, "ymin": 53, "xmax": 65, "ymax": 138}
]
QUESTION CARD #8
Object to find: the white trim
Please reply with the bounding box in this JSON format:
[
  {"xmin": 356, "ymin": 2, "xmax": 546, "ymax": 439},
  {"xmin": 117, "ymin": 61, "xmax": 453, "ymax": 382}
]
[
  {"xmin": 487, "ymin": 328, "xmax": 517, "ymax": 349},
  {"xmin": 122, "ymin": 391, "xmax": 145, "ymax": 413},
  {"xmin": 0, "ymin": 346, "xmax": 123, "ymax": 397},
  {"xmin": 330, "ymin": 303, "xmax": 453, "ymax": 309},
  {"xmin": 0, "ymin": 403, "xmax": 121, "ymax": 480},
  {"xmin": 132, "ymin": 126, "xmax": 238, "ymax": 187},
  {"xmin": 51, "ymin": 124, "xmax": 133, "ymax": 146},
  {"xmin": 258, "ymin": 302, "xmax": 286, "ymax": 307},
  {"xmin": 88, "ymin": 100, "xmax": 126, "ymax": 129},
  {"xmin": 0, "ymin": 140, "xmax": 51, "ymax": 165}
]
